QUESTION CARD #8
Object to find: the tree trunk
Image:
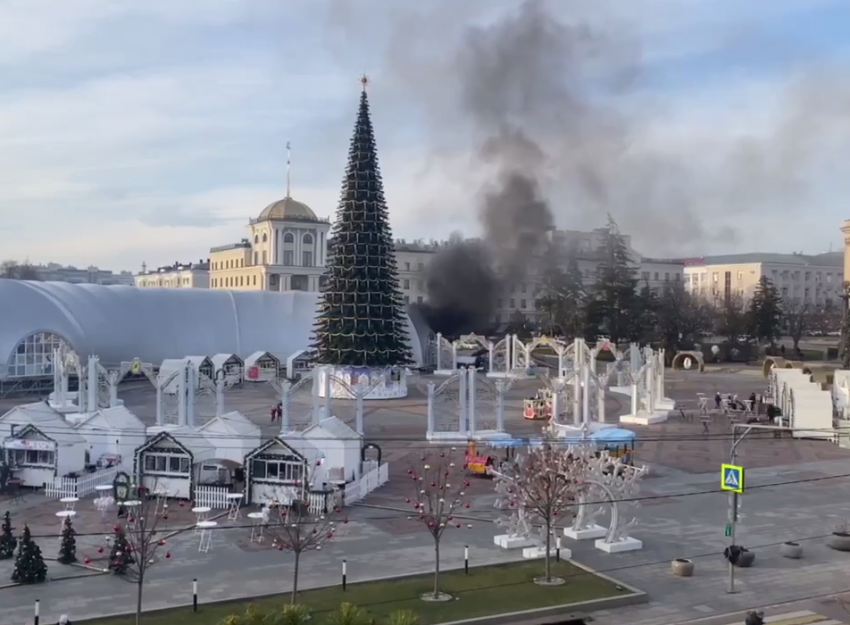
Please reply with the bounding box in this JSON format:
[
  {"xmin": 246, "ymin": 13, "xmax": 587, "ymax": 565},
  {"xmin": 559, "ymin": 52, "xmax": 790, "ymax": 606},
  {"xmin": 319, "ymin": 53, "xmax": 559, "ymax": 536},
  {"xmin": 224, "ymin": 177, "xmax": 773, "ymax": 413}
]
[
  {"xmin": 433, "ymin": 539, "xmax": 441, "ymax": 598},
  {"xmin": 135, "ymin": 577, "xmax": 144, "ymax": 625},
  {"xmin": 291, "ymin": 551, "xmax": 301, "ymax": 605},
  {"xmin": 544, "ymin": 522, "xmax": 552, "ymax": 582}
]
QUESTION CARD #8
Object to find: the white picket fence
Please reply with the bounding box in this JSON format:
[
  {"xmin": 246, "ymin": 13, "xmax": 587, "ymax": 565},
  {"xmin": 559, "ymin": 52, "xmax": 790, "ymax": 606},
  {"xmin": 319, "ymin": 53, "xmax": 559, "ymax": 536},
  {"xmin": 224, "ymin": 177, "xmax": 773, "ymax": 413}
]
[
  {"xmin": 343, "ymin": 462, "xmax": 390, "ymax": 505},
  {"xmin": 194, "ymin": 486, "xmax": 326, "ymax": 513},
  {"xmin": 194, "ymin": 485, "xmax": 231, "ymax": 509},
  {"xmin": 44, "ymin": 465, "xmax": 124, "ymax": 499}
]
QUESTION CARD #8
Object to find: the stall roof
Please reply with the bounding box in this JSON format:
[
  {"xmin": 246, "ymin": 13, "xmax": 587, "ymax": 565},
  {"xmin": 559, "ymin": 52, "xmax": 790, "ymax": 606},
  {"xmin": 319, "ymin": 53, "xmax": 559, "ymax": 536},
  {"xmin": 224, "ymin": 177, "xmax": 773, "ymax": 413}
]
[
  {"xmin": 199, "ymin": 411, "xmax": 260, "ymax": 438},
  {"xmin": 303, "ymin": 416, "xmax": 360, "ymax": 441},
  {"xmin": 77, "ymin": 406, "xmax": 146, "ymax": 432},
  {"xmin": 140, "ymin": 428, "xmax": 215, "ymax": 463},
  {"xmin": 211, "ymin": 353, "xmax": 243, "ymax": 370},
  {"xmin": 0, "ymin": 402, "xmax": 86, "ymax": 446},
  {"xmin": 590, "ymin": 428, "xmax": 636, "ymax": 444}
]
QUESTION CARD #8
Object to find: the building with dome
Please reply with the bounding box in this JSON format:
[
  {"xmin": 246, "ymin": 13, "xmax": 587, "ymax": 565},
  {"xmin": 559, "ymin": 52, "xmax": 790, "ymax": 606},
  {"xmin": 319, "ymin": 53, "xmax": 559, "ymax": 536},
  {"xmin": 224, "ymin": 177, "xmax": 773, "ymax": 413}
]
[{"xmin": 207, "ymin": 194, "xmax": 332, "ymax": 292}]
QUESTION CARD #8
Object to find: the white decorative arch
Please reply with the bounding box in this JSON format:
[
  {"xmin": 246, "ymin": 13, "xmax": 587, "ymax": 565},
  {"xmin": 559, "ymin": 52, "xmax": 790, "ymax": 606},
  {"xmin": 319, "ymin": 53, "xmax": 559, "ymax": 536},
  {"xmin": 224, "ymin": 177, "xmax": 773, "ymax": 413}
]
[{"xmin": 4, "ymin": 330, "xmax": 72, "ymax": 379}]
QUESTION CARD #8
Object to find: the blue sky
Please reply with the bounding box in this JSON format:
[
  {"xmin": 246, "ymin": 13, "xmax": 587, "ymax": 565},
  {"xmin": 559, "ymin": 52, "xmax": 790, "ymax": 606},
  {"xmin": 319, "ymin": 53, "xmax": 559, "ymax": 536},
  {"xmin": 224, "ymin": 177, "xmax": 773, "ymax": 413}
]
[{"xmin": 0, "ymin": 0, "xmax": 848, "ymax": 270}]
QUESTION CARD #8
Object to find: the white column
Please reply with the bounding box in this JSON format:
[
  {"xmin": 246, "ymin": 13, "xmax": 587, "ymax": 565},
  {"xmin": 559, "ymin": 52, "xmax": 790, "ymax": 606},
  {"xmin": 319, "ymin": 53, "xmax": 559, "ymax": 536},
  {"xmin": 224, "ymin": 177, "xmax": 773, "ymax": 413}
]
[
  {"xmin": 582, "ymin": 360, "xmax": 590, "ymax": 426},
  {"xmin": 109, "ymin": 372, "xmax": 119, "ymax": 407},
  {"xmin": 436, "ymin": 333, "xmax": 443, "ymax": 370},
  {"xmin": 311, "ymin": 368, "xmax": 321, "ymax": 426},
  {"xmin": 280, "ymin": 381, "xmax": 292, "ymax": 434},
  {"xmin": 215, "ymin": 374, "xmax": 225, "ymax": 418},
  {"xmin": 426, "ymin": 383, "xmax": 436, "ymax": 436},
  {"xmin": 495, "ymin": 381, "xmax": 505, "ymax": 432},
  {"xmin": 355, "ymin": 387, "xmax": 364, "ymax": 436},
  {"xmin": 458, "ymin": 368, "xmax": 468, "ymax": 436},
  {"xmin": 598, "ymin": 389, "xmax": 606, "ymax": 423},
  {"xmin": 52, "ymin": 350, "xmax": 61, "ymax": 397},
  {"xmin": 452, "ymin": 342, "xmax": 458, "ymax": 370},
  {"xmin": 323, "ymin": 368, "xmax": 333, "ymax": 418},
  {"xmin": 156, "ymin": 383, "xmax": 163, "ymax": 425},
  {"xmin": 631, "ymin": 382, "xmax": 639, "ymax": 415},
  {"xmin": 573, "ymin": 340, "xmax": 582, "ymax": 425},
  {"xmin": 551, "ymin": 386, "xmax": 559, "ymax": 425},
  {"xmin": 488, "ymin": 342, "xmax": 495, "ymax": 373},
  {"xmin": 505, "ymin": 336, "xmax": 512, "ymax": 374},
  {"xmin": 87, "ymin": 356, "xmax": 99, "ymax": 411},
  {"xmin": 467, "ymin": 368, "xmax": 476, "ymax": 437},
  {"xmin": 177, "ymin": 366, "xmax": 187, "ymax": 427},
  {"xmin": 557, "ymin": 350, "xmax": 565, "ymax": 378},
  {"xmin": 186, "ymin": 364, "xmax": 197, "ymax": 428}
]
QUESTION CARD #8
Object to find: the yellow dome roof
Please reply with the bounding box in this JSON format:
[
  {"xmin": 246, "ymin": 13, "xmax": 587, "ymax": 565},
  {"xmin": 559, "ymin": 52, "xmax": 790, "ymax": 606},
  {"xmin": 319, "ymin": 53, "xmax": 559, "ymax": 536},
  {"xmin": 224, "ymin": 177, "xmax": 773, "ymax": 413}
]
[{"xmin": 257, "ymin": 196, "xmax": 318, "ymax": 222}]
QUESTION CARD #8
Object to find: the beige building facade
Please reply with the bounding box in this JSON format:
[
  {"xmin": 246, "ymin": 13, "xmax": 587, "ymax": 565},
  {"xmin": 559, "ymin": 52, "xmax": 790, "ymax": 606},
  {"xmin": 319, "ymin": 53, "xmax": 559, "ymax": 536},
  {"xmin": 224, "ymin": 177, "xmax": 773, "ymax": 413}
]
[
  {"xmin": 208, "ymin": 196, "xmax": 332, "ymax": 292},
  {"xmin": 683, "ymin": 253, "xmax": 843, "ymax": 306},
  {"xmin": 134, "ymin": 260, "xmax": 210, "ymax": 288}
]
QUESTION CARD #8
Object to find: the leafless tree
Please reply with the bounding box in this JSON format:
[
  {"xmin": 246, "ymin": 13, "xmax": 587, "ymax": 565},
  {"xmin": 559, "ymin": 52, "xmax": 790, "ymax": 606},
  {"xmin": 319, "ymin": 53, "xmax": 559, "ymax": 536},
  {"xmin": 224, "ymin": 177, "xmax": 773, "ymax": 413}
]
[
  {"xmin": 783, "ymin": 298, "xmax": 810, "ymax": 352},
  {"xmin": 493, "ymin": 444, "xmax": 585, "ymax": 584},
  {"xmin": 0, "ymin": 260, "xmax": 40, "ymax": 280},
  {"xmin": 406, "ymin": 449, "xmax": 470, "ymax": 600},
  {"xmin": 267, "ymin": 498, "xmax": 345, "ymax": 604},
  {"xmin": 107, "ymin": 486, "xmax": 170, "ymax": 625}
]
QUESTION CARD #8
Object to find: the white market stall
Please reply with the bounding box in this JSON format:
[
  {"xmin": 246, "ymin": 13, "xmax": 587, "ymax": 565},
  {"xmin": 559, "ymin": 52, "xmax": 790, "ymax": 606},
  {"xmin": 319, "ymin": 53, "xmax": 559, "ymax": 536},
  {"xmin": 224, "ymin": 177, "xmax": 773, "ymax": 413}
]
[
  {"xmin": 210, "ymin": 353, "xmax": 243, "ymax": 385},
  {"xmin": 286, "ymin": 349, "xmax": 315, "ymax": 380},
  {"xmin": 833, "ymin": 370, "xmax": 850, "ymax": 418},
  {"xmin": 134, "ymin": 428, "xmax": 215, "ymax": 499},
  {"xmin": 0, "ymin": 402, "xmax": 87, "ymax": 487},
  {"xmin": 243, "ymin": 351, "xmax": 280, "ymax": 383},
  {"xmin": 787, "ymin": 387, "xmax": 834, "ymax": 440},
  {"xmin": 299, "ymin": 416, "xmax": 362, "ymax": 485},
  {"xmin": 74, "ymin": 406, "xmax": 147, "ymax": 468},
  {"xmin": 197, "ymin": 410, "xmax": 260, "ymax": 488},
  {"xmin": 244, "ymin": 437, "xmax": 318, "ymax": 505}
]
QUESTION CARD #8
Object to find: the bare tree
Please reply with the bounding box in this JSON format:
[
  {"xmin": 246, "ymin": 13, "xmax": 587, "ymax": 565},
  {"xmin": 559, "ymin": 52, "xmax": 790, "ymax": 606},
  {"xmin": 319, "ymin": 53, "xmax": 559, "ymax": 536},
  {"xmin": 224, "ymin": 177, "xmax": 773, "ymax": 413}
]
[
  {"xmin": 407, "ymin": 449, "xmax": 469, "ymax": 601},
  {"xmin": 107, "ymin": 486, "xmax": 169, "ymax": 625},
  {"xmin": 783, "ymin": 298, "xmax": 810, "ymax": 352},
  {"xmin": 0, "ymin": 260, "xmax": 40, "ymax": 280},
  {"xmin": 492, "ymin": 443, "xmax": 585, "ymax": 584},
  {"xmin": 267, "ymin": 498, "xmax": 345, "ymax": 604}
]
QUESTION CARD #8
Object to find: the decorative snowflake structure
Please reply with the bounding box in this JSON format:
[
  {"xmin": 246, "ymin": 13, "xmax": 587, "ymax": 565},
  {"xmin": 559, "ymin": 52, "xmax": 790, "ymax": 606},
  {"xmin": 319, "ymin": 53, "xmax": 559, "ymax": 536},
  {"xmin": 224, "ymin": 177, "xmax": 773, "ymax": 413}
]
[
  {"xmin": 564, "ymin": 446, "xmax": 645, "ymax": 544},
  {"xmin": 492, "ymin": 444, "xmax": 585, "ymax": 547}
]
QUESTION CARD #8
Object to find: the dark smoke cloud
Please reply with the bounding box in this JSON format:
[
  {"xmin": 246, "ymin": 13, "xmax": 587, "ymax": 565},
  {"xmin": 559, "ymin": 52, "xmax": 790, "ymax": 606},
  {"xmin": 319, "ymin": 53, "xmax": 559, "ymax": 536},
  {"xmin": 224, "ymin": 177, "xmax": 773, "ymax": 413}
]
[{"xmin": 324, "ymin": 0, "xmax": 850, "ymax": 334}]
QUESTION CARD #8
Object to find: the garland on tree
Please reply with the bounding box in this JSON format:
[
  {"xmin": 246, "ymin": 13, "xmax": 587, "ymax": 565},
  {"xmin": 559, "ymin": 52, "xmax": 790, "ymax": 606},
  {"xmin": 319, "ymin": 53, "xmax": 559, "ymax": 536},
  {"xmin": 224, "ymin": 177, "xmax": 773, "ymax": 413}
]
[
  {"xmin": 0, "ymin": 511, "xmax": 16, "ymax": 560},
  {"xmin": 11, "ymin": 524, "xmax": 47, "ymax": 584},
  {"xmin": 108, "ymin": 524, "xmax": 135, "ymax": 575},
  {"xmin": 57, "ymin": 516, "xmax": 77, "ymax": 565},
  {"xmin": 312, "ymin": 78, "xmax": 412, "ymax": 368}
]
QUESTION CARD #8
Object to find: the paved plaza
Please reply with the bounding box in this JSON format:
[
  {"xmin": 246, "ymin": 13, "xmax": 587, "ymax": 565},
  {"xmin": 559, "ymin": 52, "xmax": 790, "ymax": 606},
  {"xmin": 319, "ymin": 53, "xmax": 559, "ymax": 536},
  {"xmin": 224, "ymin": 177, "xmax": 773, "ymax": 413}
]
[{"xmin": 3, "ymin": 367, "xmax": 850, "ymax": 624}]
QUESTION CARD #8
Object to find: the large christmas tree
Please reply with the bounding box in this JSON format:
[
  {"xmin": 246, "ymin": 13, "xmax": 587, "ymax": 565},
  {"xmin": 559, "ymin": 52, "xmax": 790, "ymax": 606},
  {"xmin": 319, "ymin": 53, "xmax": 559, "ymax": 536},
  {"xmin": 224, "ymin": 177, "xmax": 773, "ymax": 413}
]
[
  {"xmin": 11, "ymin": 525, "xmax": 47, "ymax": 584},
  {"xmin": 312, "ymin": 77, "xmax": 412, "ymax": 367}
]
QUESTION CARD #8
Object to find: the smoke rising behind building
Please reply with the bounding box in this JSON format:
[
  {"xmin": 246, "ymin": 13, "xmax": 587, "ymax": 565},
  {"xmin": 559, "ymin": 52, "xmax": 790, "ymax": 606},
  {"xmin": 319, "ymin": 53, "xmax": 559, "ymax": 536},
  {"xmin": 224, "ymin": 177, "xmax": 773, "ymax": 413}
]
[{"xmin": 326, "ymin": 0, "xmax": 850, "ymax": 335}]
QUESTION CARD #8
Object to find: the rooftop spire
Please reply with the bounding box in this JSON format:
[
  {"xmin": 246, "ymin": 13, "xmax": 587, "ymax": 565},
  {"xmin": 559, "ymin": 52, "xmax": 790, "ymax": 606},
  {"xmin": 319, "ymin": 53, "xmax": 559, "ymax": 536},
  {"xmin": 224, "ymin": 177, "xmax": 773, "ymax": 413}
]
[
  {"xmin": 360, "ymin": 74, "xmax": 369, "ymax": 92},
  {"xmin": 286, "ymin": 140, "xmax": 292, "ymax": 198}
]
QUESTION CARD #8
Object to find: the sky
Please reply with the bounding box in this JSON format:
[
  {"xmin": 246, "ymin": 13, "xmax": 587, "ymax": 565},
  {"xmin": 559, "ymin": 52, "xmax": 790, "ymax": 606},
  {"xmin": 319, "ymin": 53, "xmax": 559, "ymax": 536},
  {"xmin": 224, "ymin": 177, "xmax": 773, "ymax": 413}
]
[{"xmin": 0, "ymin": 0, "xmax": 849, "ymax": 271}]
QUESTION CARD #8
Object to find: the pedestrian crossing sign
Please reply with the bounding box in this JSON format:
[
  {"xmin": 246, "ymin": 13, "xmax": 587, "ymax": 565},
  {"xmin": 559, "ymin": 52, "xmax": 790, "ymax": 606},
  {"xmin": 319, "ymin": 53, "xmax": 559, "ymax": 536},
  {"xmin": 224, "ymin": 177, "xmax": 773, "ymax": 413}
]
[{"xmin": 721, "ymin": 463, "xmax": 745, "ymax": 493}]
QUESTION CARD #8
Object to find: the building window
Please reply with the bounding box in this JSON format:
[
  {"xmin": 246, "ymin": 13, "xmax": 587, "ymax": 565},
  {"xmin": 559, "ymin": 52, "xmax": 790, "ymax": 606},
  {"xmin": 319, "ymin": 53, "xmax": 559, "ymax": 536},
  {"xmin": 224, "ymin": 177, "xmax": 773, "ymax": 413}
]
[
  {"xmin": 521, "ymin": 283, "xmax": 527, "ymax": 293},
  {"xmin": 262, "ymin": 251, "xmax": 267, "ymax": 265},
  {"xmin": 654, "ymin": 272, "xmax": 659, "ymax": 281},
  {"xmin": 418, "ymin": 263, "xmax": 424, "ymax": 271},
  {"xmin": 283, "ymin": 250, "xmax": 294, "ymax": 266},
  {"xmin": 8, "ymin": 448, "xmax": 55, "ymax": 467},
  {"xmin": 284, "ymin": 232, "xmax": 295, "ymax": 244},
  {"xmin": 253, "ymin": 275, "xmax": 257, "ymax": 286},
  {"xmin": 6, "ymin": 331, "xmax": 69, "ymax": 378},
  {"xmin": 303, "ymin": 233, "xmax": 313, "ymax": 245},
  {"xmin": 404, "ymin": 295, "xmax": 410, "ymax": 304},
  {"xmin": 510, "ymin": 298, "xmax": 516, "ymax": 308},
  {"xmin": 737, "ymin": 271, "xmax": 743, "ymax": 280},
  {"xmin": 641, "ymin": 271, "xmax": 649, "ymax": 280},
  {"xmin": 262, "ymin": 233, "xmax": 268, "ymax": 243},
  {"xmin": 520, "ymin": 299, "xmax": 527, "ymax": 309},
  {"xmin": 143, "ymin": 452, "xmax": 191, "ymax": 475},
  {"xmin": 403, "ymin": 279, "xmax": 410, "ymax": 289},
  {"xmin": 291, "ymin": 275, "xmax": 308, "ymax": 291},
  {"xmin": 251, "ymin": 459, "xmax": 304, "ymax": 482},
  {"xmin": 254, "ymin": 252, "xmax": 258, "ymax": 265},
  {"xmin": 417, "ymin": 296, "xmax": 423, "ymax": 303},
  {"xmin": 302, "ymin": 251, "xmax": 313, "ymax": 267},
  {"xmin": 405, "ymin": 262, "xmax": 410, "ymax": 271}
]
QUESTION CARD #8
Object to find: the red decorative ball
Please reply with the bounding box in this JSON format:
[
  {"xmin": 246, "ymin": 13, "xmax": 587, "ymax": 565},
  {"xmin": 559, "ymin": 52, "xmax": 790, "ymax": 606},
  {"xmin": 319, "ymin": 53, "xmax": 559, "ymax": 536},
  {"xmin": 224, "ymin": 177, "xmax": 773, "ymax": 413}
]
[
  {"xmin": 113, "ymin": 559, "xmax": 121, "ymax": 566},
  {"xmin": 158, "ymin": 539, "xmax": 166, "ymax": 546},
  {"xmin": 465, "ymin": 503, "xmax": 470, "ymax": 508},
  {"xmin": 430, "ymin": 482, "xmax": 436, "ymax": 488},
  {"xmin": 405, "ymin": 498, "xmax": 410, "ymax": 503},
  {"xmin": 455, "ymin": 523, "xmax": 461, "ymax": 528},
  {"xmin": 165, "ymin": 552, "xmax": 171, "ymax": 558},
  {"xmin": 407, "ymin": 469, "xmax": 413, "ymax": 475},
  {"xmin": 179, "ymin": 501, "xmax": 185, "ymax": 507},
  {"xmin": 440, "ymin": 452, "xmax": 445, "ymax": 457},
  {"xmin": 343, "ymin": 518, "xmax": 349, "ymax": 524},
  {"xmin": 278, "ymin": 545, "xmax": 284, "ymax": 551},
  {"xmin": 128, "ymin": 516, "xmax": 135, "ymax": 523},
  {"xmin": 98, "ymin": 546, "xmax": 104, "ymax": 553},
  {"xmin": 113, "ymin": 525, "xmax": 121, "ymax": 533},
  {"xmin": 464, "ymin": 480, "xmax": 471, "ymax": 487},
  {"xmin": 163, "ymin": 515, "xmax": 169, "ymax": 520},
  {"xmin": 334, "ymin": 508, "xmax": 341, "ymax": 514},
  {"xmin": 84, "ymin": 557, "xmax": 91, "ymax": 564},
  {"xmin": 327, "ymin": 532, "xmax": 334, "ymax": 538},
  {"xmin": 428, "ymin": 522, "xmax": 435, "ymax": 528}
]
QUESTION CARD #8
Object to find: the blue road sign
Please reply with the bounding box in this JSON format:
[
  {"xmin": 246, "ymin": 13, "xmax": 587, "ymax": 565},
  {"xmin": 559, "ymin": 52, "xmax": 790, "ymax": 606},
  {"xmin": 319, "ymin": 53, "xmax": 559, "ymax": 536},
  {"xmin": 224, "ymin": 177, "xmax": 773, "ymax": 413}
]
[{"xmin": 721, "ymin": 463, "xmax": 745, "ymax": 493}]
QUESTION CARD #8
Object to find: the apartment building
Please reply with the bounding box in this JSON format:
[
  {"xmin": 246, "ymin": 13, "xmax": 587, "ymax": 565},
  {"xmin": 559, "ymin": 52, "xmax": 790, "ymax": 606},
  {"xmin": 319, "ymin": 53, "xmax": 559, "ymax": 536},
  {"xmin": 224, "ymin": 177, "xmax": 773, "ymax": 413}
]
[
  {"xmin": 134, "ymin": 260, "xmax": 210, "ymax": 288},
  {"xmin": 29, "ymin": 263, "xmax": 134, "ymax": 285},
  {"xmin": 683, "ymin": 252, "xmax": 843, "ymax": 306}
]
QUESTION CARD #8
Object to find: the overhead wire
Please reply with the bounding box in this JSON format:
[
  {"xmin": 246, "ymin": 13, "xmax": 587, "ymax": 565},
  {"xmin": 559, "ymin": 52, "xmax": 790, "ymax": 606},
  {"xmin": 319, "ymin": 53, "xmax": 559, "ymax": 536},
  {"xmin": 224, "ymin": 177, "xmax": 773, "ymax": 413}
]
[{"xmin": 19, "ymin": 469, "xmax": 850, "ymax": 540}]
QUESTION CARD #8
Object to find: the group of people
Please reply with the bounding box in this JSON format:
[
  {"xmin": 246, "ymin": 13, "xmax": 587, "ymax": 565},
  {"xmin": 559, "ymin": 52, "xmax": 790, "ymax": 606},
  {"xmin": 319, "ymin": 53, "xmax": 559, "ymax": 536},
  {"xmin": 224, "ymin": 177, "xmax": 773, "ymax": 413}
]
[{"xmin": 270, "ymin": 401, "xmax": 283, "ymax": 422}]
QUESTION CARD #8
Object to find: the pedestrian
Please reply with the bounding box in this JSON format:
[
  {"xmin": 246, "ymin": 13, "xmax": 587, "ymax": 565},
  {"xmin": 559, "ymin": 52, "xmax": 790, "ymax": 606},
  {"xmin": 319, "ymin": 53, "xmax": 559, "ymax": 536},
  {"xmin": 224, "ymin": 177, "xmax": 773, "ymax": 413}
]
[
  {"xmin": 270, "ymin": 405, "xmax": 276, "ymax": 423},
  {"xmin": 58, "ymin": 615, "xmax": 72, "ymax": 625},
  {"xmin": 714, "ymin": 392, "xmax": 721, "ymax": 410}
]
